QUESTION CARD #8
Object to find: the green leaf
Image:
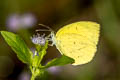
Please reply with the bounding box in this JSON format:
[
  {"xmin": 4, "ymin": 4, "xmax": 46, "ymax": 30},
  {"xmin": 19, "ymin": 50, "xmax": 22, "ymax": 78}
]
[
  {"xmin": 1, "ymin": 31, "xmax": 32, "ymax": 64},
  {"xmin": 44, "ymin": 55, "xmax": 75, "ymax": 68}
]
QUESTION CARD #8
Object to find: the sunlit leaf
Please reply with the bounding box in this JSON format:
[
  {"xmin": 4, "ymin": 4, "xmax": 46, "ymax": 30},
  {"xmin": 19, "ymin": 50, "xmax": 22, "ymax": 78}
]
[
  {"xmin": 44, "ymin": 55, "xmax": 75, "ymax": 68},
  {"xmin": 1, "ymin": 31, "xmax": 32, "ymax": 64}
]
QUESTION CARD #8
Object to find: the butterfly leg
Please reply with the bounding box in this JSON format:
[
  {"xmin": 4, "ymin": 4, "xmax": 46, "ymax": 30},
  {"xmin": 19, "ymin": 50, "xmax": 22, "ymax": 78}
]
[{"xmin": 45, "ymin": 33, "xmax": 55, "ymax": 46}]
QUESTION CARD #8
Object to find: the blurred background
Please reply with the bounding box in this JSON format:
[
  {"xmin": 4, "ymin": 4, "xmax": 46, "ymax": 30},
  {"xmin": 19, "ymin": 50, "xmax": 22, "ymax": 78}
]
[{"xmin": 0, "ymin": 0, "xmax": 120, "ymax": 80}]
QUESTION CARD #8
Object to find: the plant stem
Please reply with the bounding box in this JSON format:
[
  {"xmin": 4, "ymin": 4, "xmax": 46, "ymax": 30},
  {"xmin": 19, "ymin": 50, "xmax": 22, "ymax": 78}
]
[
  {"xmin": 31, "ymin": 75, "xmax": 35, "ymax": 80},
  {"xmin": 30, "ymin": 67, "xmax": 36, "ymax": 80}
]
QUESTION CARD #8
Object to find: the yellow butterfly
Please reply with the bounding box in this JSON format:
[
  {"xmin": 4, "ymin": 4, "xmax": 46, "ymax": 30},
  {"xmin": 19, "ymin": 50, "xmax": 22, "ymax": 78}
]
[{"xmin": 38, "ymin": 21, "xmax": 100, "ymax": 65}]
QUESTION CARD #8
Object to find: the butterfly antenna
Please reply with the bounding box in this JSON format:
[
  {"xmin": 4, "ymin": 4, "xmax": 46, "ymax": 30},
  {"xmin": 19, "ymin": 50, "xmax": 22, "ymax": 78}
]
[
  {"xmin": 36, "ymin": 29, "xmax": 51, "ymax": 31},
  {"xmin": 36, "ymin": 24, "xmax": 55, "ymax": 40},
  {"xmin": 36, "ymin": 24, "xmax": 53, "ymax": 32}
]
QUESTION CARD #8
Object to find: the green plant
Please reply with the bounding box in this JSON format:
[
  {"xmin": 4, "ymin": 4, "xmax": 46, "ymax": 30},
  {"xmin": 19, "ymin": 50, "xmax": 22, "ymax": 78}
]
[{"xmin": 1, "ymin": 31, "xmax": 74, "ymax": 80}]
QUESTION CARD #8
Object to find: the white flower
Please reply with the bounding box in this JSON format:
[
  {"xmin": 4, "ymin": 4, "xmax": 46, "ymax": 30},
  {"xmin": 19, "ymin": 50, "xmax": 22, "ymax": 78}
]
[
  {"xmin": 18, "ymin": 72, "xmax": 30, "ymax": 80},
  {"xmin": 21, "ymin": 13, "xmax": 36, "ymax": 28},
  {"xmin": 6, "ymin": 14, "xmax": 20, "ymax": 31},
  {"xmin": 6, "ymin": 13, "xmax": 37, "ymax": 31},
  {"xmin": 31, "ymin": 33, "xmax": 46, "ymax": 45},
  {"xmin": 47, "ymin": 66, "xmax": 62, "ymax": 75}
]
